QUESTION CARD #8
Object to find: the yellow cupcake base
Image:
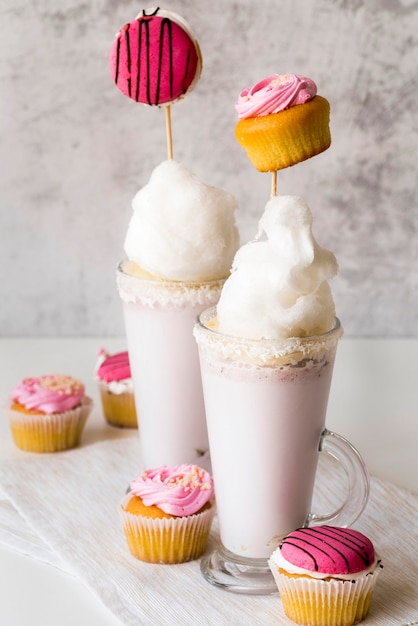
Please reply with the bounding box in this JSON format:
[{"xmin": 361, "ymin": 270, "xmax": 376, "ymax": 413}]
[
  {"xmin": 8, "ymin": 397, "xmax": 93, "ymax": 453},
  {"xmin": 119, "ymin": 493, "xmax": 215, "ymax": 564},
  {"xmin": 270, "ymin": 567, "xmax": 381, "ymax": 626},
  {"xmin": 235, "ymin": 95, "xmax": 331, "ymax": 172},
  {"xmin": 98, "ymin": 384, "xmax": 138, "ymax": 429}
]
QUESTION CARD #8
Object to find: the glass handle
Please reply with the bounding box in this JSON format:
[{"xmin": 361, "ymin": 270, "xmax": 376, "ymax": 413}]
[{"xmin": 307, "ymin": 428, "xmax": 370, "ymax": 528}]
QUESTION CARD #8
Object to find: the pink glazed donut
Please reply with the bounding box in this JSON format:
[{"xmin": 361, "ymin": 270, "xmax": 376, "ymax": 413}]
[{"xmin": 109, "ymin": 7, "xmax": 202, "ymax": 106}]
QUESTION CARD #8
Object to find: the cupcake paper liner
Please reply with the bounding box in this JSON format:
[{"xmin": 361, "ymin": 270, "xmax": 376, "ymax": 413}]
[
  {"xmin": 98, "ymin": 383, "xmax": 137, "ymax": 428},
  {"xmin": 8, "ymin": 397, "xmax": 93, "ymax": 453},
  {"xmin": 119, "ymin": 492, "xmax": 215, "ymax": 564},
  {"xmin": 270, "ymin": 566, "xmax": 381, "ymax": 626}
]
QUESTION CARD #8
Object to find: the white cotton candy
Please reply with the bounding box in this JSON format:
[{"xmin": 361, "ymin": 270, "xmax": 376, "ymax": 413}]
[
  {"xmin": 216, "ymin": 195, "xmax": 338, "ymax": 339},
  {"xmin": 124, "ymin": 160, "xmax": 239, "ymax": 281}
]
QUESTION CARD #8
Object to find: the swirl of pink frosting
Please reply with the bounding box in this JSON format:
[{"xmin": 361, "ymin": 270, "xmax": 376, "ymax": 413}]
[
  {"xmin": 280, "ymin": 526, "xmax": 375, "ymax": 575},
  {"xmin": 235, "ymin": 73, "xmax": 317, "ymax": 119},
  {"xmin": 130, "ymin": 464, "xmax": 214, "ymax": 516},
  {"xmin": 11, "ymin": 375, "xmax": 85, "ymax": 414},
  {"xmin": 96, "ymin": 349, "xmax": 131, "ymax": 383}
]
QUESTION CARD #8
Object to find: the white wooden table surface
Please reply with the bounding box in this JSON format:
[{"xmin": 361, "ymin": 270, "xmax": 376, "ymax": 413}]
[{"xmin": 0, "ymin": 337, "xmax": 417, "ymax": 625}]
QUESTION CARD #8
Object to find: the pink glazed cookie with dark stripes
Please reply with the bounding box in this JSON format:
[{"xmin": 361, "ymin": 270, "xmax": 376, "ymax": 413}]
[
  {"xmin": 280, "ymin": 526, "xmax": 375, "ymax": 575},
  {"xmin": 268, "ymin": 526, "xmax": 383, "ymax": 626},
  {"xmin": 109, "ymin": 7, "xmax": 202, "ymax": 106}
]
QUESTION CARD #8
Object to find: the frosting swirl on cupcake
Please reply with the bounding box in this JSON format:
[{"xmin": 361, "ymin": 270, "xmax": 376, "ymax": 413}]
[
  {"xmin": 11, "ymin": 375, "xmax": 85, "ymax": 414},
  {"xmin": 235, "ymin": 73, "xmax": 317, "ymax": 119},
  {"xmin": 130, "ymin": 464, "xmax": 214, "ymax": 516}
]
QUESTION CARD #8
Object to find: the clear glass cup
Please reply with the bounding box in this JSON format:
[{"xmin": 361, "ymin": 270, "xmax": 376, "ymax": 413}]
[
  {"xmin": 194, "ymin": 306, "xmax": 369, "ymax": 594},
  {"xmin": 117, "ymin": 262, "xmax": 225, "ymax": 472}
]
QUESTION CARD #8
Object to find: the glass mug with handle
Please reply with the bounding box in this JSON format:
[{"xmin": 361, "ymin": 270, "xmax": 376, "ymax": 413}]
[{"xmin": 194, "ymin": 306, "xmax": 369, "ymax": 594}]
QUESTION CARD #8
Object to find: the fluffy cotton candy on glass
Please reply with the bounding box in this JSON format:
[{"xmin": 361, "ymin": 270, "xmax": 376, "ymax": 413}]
[
  {"xmin": 124, "ymin": 159, "xmax": 239, "ymax": 282},
  {"xmin": 216, "ymin": 195, "xmax": 337, "ymax": 340}
]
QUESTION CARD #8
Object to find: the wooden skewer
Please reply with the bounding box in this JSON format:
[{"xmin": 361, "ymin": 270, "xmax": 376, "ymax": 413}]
[
  {"xmin": 271, "ymin": 171, "xmax": 277, "ymax": 197},
  {"xmin": 165, "ymin": 105, "xmax": 173, "ymax": 160}
]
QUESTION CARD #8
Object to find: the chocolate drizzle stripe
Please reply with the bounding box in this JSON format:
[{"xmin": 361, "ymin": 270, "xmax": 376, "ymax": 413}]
[
  {"xmin": 313, "ymin": 526, "xmax": 369, "ymax": 552},
  {"xmin": 124, "ymin": 24, "xmax": 132, "ymax": 98},
  {"xmin": 114, "ymin": 36, "xmax": 121, "ymax": 84},
  {"xmin": 285, "ymin": 527, "xmax": 371, "ymax": 569},
  {"xmin": 135, "ymin": 20, "xmax": 141, "ymax": 101},
  {"xmin": 295, "ymin": 536, "xmax": 350, "ymax": 570},
  {"xmin": 319, "ymin": 526, "xmax": 369, "ymax": 550},
  {"xmin": 303, "ymin": 527, "xmax": 371, "ymax": 566},
  {"xmin": 116, "ymin": 8, "xmax": 195, "ymax": 105},
  {"xmin": 134, "ymin": 19, "xmax": 152, "ymax": 104},
  {"xmin": 143, "ymin": 7, "xmax": 160, "ymax": 17},
  {"xmin": 156, "ymin": 18, "xmax": 174, "ymax": 104},
  {"xmin": 285, "ymin": 537, "xmax": 348, "ymax": 571},
  {"xmin": 282, "ymin": 540, "xmax": 321, "ymax": 571}
]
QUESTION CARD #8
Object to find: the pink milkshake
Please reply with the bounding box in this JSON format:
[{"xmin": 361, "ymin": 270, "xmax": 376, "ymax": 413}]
[
  {"xmin": 196, "ymin": 312, "xmax": 341, "ymax": 558},
  {"xmin": 118, "ymin": 264, "xmax": 225, "ymax": 470},
  {"xmin": 194, "ymin": 195, "xmax": 369, "ymax": 593}
]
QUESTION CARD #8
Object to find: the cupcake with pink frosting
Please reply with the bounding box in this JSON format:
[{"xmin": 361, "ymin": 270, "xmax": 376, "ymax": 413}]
[
  {"xmin": 268, "ymin": 526, "xmax": 382, "ymax": 626},
  {"xmin": 235, "ymin": 73, "xmax": 331, "ymax": 172},
  {"xmin": 119, "ymin": 464, "xmax": 215, "ymax": 564},
  {"xmin": 95, "ymin": 349, "xmax": 137, "ymax": 428},
  {"xmin": 8, "ymin": 374, "xmax": 92, "ymax": 453}
]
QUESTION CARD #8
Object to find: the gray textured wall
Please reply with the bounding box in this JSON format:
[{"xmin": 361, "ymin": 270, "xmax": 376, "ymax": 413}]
[{"xmin": 1, "ymin": 0, "xmax": 417, "ymax": 337}]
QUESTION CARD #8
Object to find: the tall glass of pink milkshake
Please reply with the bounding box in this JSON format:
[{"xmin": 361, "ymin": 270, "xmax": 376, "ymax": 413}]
[
  {"xmin": 117, "ymin": 160, "xmax": 239, "ymax": 471},
  {"xmin": 117, "ymin": 265, "xmax": 225, "ymax": 471},
  {"xmin": 194, "ymin": 196, "xmax": 369, "ymax": 593}
]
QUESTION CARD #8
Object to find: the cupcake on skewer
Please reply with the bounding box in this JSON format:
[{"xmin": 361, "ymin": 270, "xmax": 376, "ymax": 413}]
[{"xmin": 234, "ymin": 73, "xmax": 331, "ymax": 195}]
